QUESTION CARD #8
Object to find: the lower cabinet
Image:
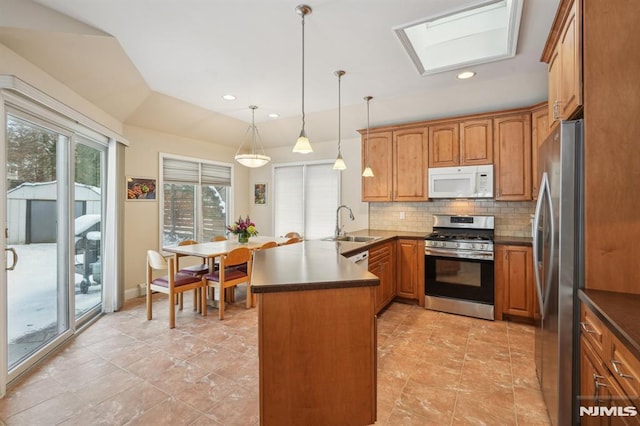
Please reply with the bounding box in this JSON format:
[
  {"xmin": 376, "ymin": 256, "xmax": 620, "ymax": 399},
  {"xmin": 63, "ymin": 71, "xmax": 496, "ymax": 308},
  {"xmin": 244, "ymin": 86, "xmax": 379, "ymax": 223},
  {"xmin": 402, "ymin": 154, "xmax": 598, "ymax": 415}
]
[
  {"xmin": 395, "ymin": 239, "xmax": 424, "ymax": 302},
  {"xmin": 495, "ymin": 244, "xmax": 537, "ymax": 320},
  {"xmin": 257, "ymin": 285, "xmax": 377, "ymax": 425},
  {"xmin": 579, "ymin": 303, "xmax": 640, "ymax": 425},
  {"xmin": 369, "ymin": 241, "xmax": 395, "ymax": 313}
]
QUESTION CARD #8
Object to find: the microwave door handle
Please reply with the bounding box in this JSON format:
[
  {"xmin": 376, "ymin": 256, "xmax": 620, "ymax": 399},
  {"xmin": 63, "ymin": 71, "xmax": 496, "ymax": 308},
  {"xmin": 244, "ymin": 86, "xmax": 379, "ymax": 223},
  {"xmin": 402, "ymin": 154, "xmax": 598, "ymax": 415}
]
[{"xmin": 533, "ymin": 173, "xmax": 548, "ymax": 318}]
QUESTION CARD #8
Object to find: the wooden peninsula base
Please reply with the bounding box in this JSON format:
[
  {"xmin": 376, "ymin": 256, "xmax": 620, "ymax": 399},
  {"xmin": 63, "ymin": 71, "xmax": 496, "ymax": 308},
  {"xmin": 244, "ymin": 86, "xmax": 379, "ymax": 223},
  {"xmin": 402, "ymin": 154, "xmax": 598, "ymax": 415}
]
[
  {"xmin": 251, "ymin": 240, "xmax": 380, "ymax": 426},
  {"xmin": 257, "ymin": 285, "xmax": 376, "ymax": 425}
]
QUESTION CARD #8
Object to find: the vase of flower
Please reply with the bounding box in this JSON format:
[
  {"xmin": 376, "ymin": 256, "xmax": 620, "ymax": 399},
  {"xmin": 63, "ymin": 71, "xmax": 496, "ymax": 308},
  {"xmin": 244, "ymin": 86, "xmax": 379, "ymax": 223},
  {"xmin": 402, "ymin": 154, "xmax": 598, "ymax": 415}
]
[{"xmin": 227, "ymin": 216, "xmax": 258, "ymax": 244}]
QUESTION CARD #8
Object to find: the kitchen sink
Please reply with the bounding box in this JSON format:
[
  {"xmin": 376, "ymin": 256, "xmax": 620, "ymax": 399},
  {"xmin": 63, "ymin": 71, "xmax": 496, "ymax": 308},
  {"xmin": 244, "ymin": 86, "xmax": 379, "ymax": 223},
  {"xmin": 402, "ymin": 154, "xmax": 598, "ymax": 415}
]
[{"xmin": 322, "ymin": 235, "xmax": 380, "ymax": 243}]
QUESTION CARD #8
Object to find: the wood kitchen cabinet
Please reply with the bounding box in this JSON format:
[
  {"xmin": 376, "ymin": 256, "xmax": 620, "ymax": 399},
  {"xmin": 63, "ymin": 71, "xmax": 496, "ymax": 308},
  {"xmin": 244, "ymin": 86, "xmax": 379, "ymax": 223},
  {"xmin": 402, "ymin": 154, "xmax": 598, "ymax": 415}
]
[
  {"xmin": 429, "ymin": 122, "xmax": 458, "ymax": 167},
  {"xmin": 543, "ymin": 0, "xmax": 582, "ymax": 128},
  {"xmin": 579, "ymin": 303, "xmax": 640, "ymax": 424},
  {"xmin": 493, "ymin": 113, "xmax": 532, "ymax": 201},
  {"xmin": 392, "ymin": 127, "xmax": 428, "ymax": 201},
  {"xmin": 495, "ymin": 244, "xmax": 536, "ymax": 320},
  {"xmin": 429, "ymin": 119, "xmax": 492, "ymax": 168},
  {"xmin": 369, "ymin": 241, "xmax": 395, "ymax": 313},
  {"xmin": 361, "ymin": 127, "xmax": 428, "ymax": 202},
  {"xmin": 395, "ymin": 239, "xmax": 424, "ymax": 304},
  {"xmin": 460, "ymin": 119, "xmax": 493, "ymax": 166},
  {"xmin": 361, "ymin": 131, "xmax": 393, "ymax": 202},
  {"xmin": 531, "ymin": 103, "xmax": 549, "ymax": 200}
]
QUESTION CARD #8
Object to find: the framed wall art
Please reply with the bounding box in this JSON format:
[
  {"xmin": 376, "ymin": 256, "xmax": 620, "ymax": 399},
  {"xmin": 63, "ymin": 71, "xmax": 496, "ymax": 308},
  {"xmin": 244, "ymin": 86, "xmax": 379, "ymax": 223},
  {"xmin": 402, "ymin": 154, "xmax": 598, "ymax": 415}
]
[
  {"xmin": 127, "ymin": 176, "xmax": 157, "ymax": 201},
  {"xmin": 254, "ymin": 183, "xmax": 267, "ymax": 205}
]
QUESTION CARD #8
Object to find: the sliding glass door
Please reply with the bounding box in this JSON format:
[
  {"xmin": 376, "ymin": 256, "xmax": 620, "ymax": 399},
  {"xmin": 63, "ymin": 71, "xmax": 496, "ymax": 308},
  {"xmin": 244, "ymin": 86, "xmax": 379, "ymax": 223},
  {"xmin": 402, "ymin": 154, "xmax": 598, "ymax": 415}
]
[
  {"xmin": 74, "ymin": 138, "xmax": 105, "ymax": 322},
  {"xmin": 5, "ymin": 113, "xmax": 72, "ymax": 376},
  {"xmin": 4, "ymin": 110, "xmax": 106, "ymax": 380}
]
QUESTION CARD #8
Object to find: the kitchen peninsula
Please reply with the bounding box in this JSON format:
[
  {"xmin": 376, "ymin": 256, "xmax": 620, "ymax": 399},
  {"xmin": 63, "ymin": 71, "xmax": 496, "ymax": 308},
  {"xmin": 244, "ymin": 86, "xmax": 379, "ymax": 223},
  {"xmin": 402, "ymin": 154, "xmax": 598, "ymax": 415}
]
[{"xmin": 251, "ymin": 240, "xmax": 379, "ymax": 426}]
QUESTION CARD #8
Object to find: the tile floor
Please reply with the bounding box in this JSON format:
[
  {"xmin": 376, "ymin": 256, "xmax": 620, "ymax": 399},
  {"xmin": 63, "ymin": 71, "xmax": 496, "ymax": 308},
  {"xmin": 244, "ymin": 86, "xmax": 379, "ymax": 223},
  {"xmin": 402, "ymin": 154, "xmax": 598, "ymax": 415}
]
[{"xmin": 0, "ymin": 293, "xmax": 551, "ymax": 425}]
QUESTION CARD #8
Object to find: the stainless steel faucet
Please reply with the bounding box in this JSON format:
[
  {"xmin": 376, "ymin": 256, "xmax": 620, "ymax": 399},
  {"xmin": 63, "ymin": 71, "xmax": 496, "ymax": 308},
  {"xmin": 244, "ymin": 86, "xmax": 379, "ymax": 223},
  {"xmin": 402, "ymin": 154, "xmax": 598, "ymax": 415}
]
[{"xmin": 335, "ymin": 205, "xmax": 355, "ymax": 237}]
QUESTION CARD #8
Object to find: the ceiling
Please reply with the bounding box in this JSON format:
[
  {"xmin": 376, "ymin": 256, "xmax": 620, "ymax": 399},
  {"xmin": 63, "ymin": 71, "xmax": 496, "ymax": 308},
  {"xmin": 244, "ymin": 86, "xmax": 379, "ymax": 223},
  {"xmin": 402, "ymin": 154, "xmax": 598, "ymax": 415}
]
[{"xmin": 0, "ymin": 0, "xmax": 559, "ymax": 148}]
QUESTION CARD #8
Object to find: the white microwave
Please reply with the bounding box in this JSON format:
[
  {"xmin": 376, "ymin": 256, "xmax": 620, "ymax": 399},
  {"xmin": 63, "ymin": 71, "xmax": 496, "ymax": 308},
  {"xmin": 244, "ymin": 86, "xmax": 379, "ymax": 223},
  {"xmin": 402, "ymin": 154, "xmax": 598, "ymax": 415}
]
[{"xmin": 428, "ymin": 165, "xmax": 493, "ymax": 199}]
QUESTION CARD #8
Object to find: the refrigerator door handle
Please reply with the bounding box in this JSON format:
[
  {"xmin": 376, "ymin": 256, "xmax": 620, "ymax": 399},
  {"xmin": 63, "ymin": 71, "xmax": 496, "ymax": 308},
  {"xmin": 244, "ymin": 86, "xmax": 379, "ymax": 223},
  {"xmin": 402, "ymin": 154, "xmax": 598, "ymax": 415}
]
[
  {"xmin": 543, "ymin": 177, "xmax": 555, "ymax": 318},
  {"xmin": 533, "ymin": 173, "xmax": 552, "ymax": 318}
]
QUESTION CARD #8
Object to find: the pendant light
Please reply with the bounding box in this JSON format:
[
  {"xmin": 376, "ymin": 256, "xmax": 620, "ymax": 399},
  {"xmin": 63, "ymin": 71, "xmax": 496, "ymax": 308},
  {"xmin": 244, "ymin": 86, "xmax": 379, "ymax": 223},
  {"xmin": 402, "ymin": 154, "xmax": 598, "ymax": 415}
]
[
  {"xmin": 362, "ymin": 96, "xmax": 374, "ymax": 177},
  {"xmin": 235, "ymin": 105, "xmax": 271, "ymax": 168},
  {"xmin": 292, "ymin": 4, "xmax": 313, "ymax": 154},
  {"xmin": 332, "ymin": 70, "xmax": 346, "ymax": 170}
]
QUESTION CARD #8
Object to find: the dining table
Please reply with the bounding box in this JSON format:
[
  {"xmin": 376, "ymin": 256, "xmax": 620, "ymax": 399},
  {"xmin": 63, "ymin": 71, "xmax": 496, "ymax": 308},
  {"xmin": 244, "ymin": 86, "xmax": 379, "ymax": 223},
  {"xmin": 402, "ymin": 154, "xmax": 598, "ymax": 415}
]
[
  {"xmin": 163, "ymin": 236, "xmax": 290, "ymax": 307},
  {"xmin": 163, "ymin": 235, "xmax": 290, "ymax": 269}
]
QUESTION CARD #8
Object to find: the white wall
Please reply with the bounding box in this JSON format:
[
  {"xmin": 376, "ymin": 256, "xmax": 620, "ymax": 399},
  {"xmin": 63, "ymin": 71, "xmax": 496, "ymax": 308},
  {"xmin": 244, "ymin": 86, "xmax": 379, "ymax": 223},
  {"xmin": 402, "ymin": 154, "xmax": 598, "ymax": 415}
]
[
  {"xmin": 0, "ymin": 44, "xmax": 122, "ymax": 133},
  {"xmin": 122, "ymin": 125, "xmax": 247, "ymax": 295}
]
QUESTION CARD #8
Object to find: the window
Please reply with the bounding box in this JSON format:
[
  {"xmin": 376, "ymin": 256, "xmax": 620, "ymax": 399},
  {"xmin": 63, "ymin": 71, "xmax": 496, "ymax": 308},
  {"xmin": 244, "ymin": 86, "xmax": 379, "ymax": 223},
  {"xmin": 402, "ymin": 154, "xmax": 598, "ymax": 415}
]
[
  {"xmin": 161, "ymin": 154, "xmax": 232, "ymax": 246},
  {"xmin": 273, "ymin": 162, "xmax": 339, "ymax": 239}
]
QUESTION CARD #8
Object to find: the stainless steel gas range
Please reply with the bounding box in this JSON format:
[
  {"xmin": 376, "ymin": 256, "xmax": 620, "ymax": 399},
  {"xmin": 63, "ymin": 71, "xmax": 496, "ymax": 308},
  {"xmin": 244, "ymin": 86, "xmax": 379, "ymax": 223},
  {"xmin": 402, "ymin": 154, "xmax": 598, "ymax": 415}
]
[{"xmin": 424, "ymin": 214, "xmax": 495, "ymax": 320}]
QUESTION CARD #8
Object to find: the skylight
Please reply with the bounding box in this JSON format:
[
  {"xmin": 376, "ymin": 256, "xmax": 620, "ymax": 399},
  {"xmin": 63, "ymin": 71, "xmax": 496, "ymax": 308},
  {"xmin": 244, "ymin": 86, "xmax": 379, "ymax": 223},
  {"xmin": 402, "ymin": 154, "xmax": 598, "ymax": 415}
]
[{"xmin": 394, "ymin": 0, "xmax": 523, "ymax": 76}]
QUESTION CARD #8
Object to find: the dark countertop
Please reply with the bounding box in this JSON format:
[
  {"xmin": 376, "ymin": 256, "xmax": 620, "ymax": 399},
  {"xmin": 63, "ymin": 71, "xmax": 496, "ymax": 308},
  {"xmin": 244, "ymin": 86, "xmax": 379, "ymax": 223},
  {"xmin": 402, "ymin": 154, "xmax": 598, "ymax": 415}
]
[
  {"xmin": 251, "ymin": 240, "xmax": 379, "ymax": 294},
  {"xmin": 579, "ymin": 289, "xmax": 640, "ymax": 360},
  {"xmin": 251, "ymin": 229, "xmax": 532, "ymax": 294},
  {"xmin": 494, "ymin": 235, "xmax": 532, "ymax": 246}
]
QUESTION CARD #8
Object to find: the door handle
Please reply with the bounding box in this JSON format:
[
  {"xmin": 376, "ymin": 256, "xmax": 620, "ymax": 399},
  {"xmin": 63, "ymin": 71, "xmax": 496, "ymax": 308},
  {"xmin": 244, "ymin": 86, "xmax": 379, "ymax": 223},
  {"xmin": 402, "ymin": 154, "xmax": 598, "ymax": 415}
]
[
  {"xmin": 5, "ymin": 247, "xmax": 18, "ymax": 271},
  {"xmin": 532, "ymin": 173, "xmax": 548, "ymax": 317}
]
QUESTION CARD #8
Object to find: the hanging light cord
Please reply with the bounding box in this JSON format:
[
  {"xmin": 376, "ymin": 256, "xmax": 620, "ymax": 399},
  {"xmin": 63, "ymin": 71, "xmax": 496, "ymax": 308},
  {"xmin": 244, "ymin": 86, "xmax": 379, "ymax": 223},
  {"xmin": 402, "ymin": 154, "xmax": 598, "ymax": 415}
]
[
  {"xmin": 250, "ymin": 106, "xmax": 257, "ymax": 154},
  {"xmin": 337, "ymin": 72, "xmax": 342, "ymax": 155},
  {"xmin": 300, "ymin": 11, "xmax": 306, "ymax": 134},
  {"xmin": 366, "ymin": 97, "xmax": 370, "ymax": 164}
]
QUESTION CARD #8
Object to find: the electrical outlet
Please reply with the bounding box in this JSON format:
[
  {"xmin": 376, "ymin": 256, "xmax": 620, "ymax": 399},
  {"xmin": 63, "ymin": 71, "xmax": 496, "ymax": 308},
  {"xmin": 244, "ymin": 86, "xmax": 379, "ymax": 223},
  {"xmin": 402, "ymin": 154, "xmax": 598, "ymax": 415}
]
[{"xmin": 399, "ymin": 212, "xmax": 405, "ymax": 220}]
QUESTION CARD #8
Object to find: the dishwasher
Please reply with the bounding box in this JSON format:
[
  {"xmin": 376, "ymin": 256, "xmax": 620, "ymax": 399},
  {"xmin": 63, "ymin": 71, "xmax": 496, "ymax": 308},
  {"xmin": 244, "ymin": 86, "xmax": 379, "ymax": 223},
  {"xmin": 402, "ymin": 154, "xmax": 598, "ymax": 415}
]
[{"xmin": 346, "ymin": 250, "xmax": 369, "ymax": 269}]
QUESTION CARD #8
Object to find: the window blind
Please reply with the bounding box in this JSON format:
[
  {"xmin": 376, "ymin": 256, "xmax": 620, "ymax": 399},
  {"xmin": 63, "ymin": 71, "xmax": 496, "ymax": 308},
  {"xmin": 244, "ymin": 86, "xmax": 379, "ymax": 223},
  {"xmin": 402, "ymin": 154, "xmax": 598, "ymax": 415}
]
[
  {"xmin": 274, "ymin": 162, "xmax": 338, "ymax": 239},
  {"xmin": 163, "ymin": 158, "xmax": 231, "ymax": 186}
]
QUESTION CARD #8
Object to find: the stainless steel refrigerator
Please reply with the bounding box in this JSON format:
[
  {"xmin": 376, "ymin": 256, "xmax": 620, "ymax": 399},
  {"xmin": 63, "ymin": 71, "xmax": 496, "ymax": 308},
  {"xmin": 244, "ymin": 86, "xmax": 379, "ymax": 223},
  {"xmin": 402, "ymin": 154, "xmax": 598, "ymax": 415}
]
[{"xmin": 533, "ymin": 119, "xmax": 583, "ymax": 426}]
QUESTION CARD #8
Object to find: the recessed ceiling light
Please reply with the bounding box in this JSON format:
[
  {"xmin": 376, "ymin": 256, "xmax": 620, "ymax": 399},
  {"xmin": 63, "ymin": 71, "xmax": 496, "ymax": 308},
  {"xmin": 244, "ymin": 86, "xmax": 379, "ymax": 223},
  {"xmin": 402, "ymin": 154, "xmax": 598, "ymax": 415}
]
[
  {"xmin": 457, "ymin": 71, "xmax": 476, "ymax": 79},
  {"xmin": 222, "ymin": 94, "xmax": 236, "ymax": 101},
  {"xmin": 268, "ymin": 113, "xmax": 280, "ymax": 118}
]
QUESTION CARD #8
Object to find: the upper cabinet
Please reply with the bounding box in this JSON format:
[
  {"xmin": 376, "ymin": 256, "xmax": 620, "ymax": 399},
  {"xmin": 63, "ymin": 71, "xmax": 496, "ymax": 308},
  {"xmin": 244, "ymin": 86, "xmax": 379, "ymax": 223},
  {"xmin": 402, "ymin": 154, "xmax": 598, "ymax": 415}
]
[
  {"xmin": 360, "ymin": 107, "xmax": 537, "ymax": 203},
  {"xmin": 531, "ymin": 103, "xmax": 549, "ymax": 200},
  {"xmin": 361, "ymin": 128, "xmax": 428, "ymax": 202},
  {"xmin": 542, "ymin": 0, "xmax": 583, "ymax": 128},
  {"xmin": 393, "ymin": 128, "xmax": 429, "ymax": 201},
  {"xmin": 494, "ymin": 113, "xmax": 532, "ymax": 201},
  {"xmin": 361, "ymin": 131, "xmax": 393, "ymax": 202},
  {"xmin": 460, "ymin": 119, "xmax": 493, "ymax": 166},
  {"xmin": 429, "ymin": 119, "xmax": 492, "ymax": 168},
  {"xmin": 428, "ymin": 122, "xmax": 458, "ymax": 168}
]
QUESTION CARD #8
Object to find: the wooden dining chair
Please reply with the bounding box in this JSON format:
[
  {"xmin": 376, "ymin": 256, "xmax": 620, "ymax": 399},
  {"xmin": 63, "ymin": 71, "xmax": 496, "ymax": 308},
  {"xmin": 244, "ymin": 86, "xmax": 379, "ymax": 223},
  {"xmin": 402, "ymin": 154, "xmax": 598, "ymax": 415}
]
[
  {"xmin": 205, "ymin": 247, "xmax": 252, "ymax": 320},
  {"xmin": 175, "ymin": 239, "xmax": 210, "ymax": 309},
  {"xmin": 284, "ymin": 237, "xmax": 301, "ymax": 245},
  {"xmin": 211, "ymin": 235, "xmax": 227, "ymax": 242},
  {"xmin": 246, "ymin": 240, "xmax": 278, "ymax": 307},
  {"xmin": 146, "ymin": 250, "xmax": 207, "ymax": 328},
  {"xmin": 284, "ymin": 232, "xmax": 301, "ymax": 239},
  {"xmin": 177, "ymin": 239, "xmax": 210, "ymax": 276},
  {"xmin": 259, "ymin": 241, "xmax": 278, "ymax": 250}
]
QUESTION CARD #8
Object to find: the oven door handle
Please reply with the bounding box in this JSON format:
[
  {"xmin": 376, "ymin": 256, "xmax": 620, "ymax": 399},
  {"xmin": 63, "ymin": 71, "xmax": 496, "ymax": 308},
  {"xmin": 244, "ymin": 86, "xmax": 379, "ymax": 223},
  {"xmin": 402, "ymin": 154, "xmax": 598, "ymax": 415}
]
[{"xmin": 424, "ymin": 248, "xmax": 493, "ymax": 260}]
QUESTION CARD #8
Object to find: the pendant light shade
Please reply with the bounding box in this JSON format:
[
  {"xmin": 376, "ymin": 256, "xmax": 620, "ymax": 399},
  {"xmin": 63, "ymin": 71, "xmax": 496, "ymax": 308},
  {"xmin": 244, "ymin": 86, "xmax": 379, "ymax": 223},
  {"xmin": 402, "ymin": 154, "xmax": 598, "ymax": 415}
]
[
  {"xmin": 332, "ymin": 70, "xmax": 347, "ymax": 170},
  {"xmin": 235, "ymin": 105, "xmax": 271, "ymax": 168},
  {"xmin": 293, "ymin": 4, "xmax": 313, "ymax": 154},
  {"xmin": 362, "ymin": 96, "xmax": 375, "ymax": 177}
]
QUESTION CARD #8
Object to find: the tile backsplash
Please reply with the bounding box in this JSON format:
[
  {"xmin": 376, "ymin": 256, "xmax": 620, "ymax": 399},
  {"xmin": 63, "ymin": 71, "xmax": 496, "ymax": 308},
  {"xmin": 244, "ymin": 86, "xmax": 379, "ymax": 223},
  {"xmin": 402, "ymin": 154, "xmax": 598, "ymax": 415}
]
[{"xmin": 369, "ymin": 200, "xmax": 535, "ymax": 237}]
